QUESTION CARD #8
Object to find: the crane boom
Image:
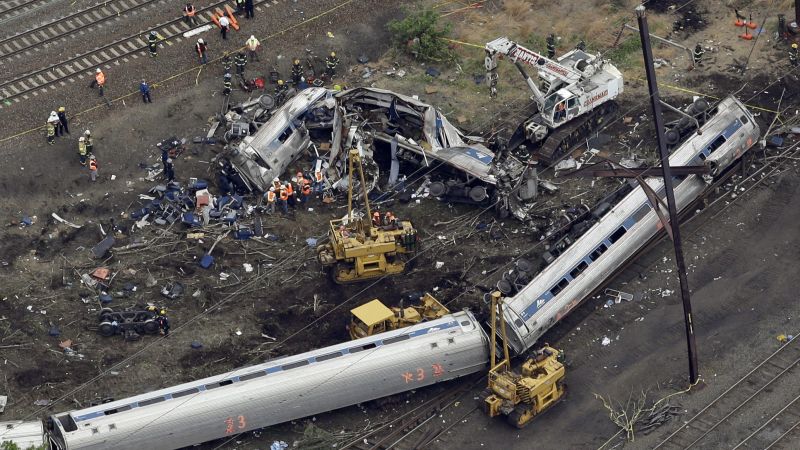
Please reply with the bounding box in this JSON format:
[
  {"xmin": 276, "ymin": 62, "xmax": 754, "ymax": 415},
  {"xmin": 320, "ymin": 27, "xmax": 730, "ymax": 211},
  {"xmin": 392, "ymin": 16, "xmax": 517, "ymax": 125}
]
[{"xmin": 485, "ymin": 37, "xmax": 582, "ymax": 86}]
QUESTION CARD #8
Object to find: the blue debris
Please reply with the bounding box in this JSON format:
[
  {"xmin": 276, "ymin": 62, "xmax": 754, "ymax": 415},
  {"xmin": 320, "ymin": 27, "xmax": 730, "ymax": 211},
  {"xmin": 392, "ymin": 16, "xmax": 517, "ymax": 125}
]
[
  {"xmin": 131, "ymin": 207, "xmax": 150, "ymax": 220},
  {"xmin": 189, "ymin": 179, "xmax": 208, "ymax": 190},
  {"xmin": 234, "ymin": 228, "xmax": 253, "ymax": 240},
  {"xmin": 425, "ymin": 67, "xmax": 441, "ymax": 77},
  {"xmin": 48, "ymin": 326, "xmax": 61, "ymax": 337},
  {"xmin": 99, "ymin": 293, "xmax": 113, "ymax": 304},
  {"xmin": 20, "ymin": 216, "xmax": 32, "ymax": 227},
  {"xmin": 191, "ymin": 341, "xmax": 203, "ymax": 349},
  {"xmin": 265, "ymin": 233, "xmax": 279, "ymax": 241},
  {"xmin": 182, "ymin": 212, "xmax": 202, "ymax": 228},
  {"xmin": 306, "ymin": 237, "xmax": 318, "ymax": 247},
  {"xmin": 199, "ymin": 254, "xmax": 214, "ymax": 269}
]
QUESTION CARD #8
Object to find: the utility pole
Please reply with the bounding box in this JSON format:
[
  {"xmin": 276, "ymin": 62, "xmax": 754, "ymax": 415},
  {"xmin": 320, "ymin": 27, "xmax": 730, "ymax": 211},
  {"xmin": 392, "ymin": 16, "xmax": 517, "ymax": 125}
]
[{"xmin": 635, "ymin": 5, "xmax": 699, "ymax": 385}]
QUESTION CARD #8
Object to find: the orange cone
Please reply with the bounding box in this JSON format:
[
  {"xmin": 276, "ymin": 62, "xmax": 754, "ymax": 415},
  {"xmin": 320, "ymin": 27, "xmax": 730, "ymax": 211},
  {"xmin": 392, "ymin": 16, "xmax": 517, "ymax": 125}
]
[
  {"xmin": 734, "ymin": 18, "xmax": 745, "ymax": 27},
  {"xmin": 739, "ymin": 27, "xmax": 753, "ymax": 40},
  {"xmin": 746, "ymin": 14, "xmax": 758, "ymax": 30}
]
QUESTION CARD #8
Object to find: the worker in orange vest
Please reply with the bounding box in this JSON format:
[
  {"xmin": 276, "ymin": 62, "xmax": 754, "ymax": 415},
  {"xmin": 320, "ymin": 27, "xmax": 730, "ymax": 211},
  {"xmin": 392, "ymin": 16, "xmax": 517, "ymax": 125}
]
[
  {"xmin": 271, "ymin": 177, "xmax": 281, "ymax": 191},
  {"xmin": 285, "ymin": 180, "xmax": 296, "ymax": 208},
  {"xmin": 183, "ymin": 3, "xmax": 197, "ymax": 26},
  {"xmin": 90, "ymin": 68, "xmax": 106, "ymax": 96},
  {"xmin": 88, "ymin": 155, "xmax": 99, "ymax": 182},
  {"xmin": 263, "ymin": 187, "xmax": 276, "ymax": 213},
  {"xmin": 277, "ymin": 184, "xmax": 289, "ymax": 214},
  {"xmin": 300, "ymin": 177, "xmax": 312, "ymax": 206}
]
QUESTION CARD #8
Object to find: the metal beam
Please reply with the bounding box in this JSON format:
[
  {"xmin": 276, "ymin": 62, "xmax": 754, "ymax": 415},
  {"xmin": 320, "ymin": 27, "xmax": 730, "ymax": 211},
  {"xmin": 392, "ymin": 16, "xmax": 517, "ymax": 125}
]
[{"xmin": 624, "ymin": 23, "xmax": 695, "ymax": 68}]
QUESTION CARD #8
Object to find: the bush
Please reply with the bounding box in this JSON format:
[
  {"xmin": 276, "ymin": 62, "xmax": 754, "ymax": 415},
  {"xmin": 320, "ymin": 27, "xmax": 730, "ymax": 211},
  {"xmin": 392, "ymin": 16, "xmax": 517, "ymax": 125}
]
[{"xmin": 387, "ymin": 9, "xmax": 455, "ymax": 62}]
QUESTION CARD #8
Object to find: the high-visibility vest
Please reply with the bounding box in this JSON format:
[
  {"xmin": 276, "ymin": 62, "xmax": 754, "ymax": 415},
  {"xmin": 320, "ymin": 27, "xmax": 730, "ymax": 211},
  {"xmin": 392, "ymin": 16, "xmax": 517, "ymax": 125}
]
[
  {"xmin": 267, "ymin": 191, "xmax": 276, "ymax": 202},
  {"xmin": 279, "ymin": 188, "xmax": 288, "ymax": 201},
  {"xmin": 246, "ymin": 38, "xmax": 259, "ymax": 51},
  {"xmin": 314, "ymin": 171, "xmax": 323, "ymax": 182},
  {"xmin": 95, "ymin": 72, "xmax": 105, "ymax": 86},
  {"xmin": 89, "ymin": 160, "xmax": 98, "ymax": 171},
  {"xmin": 46, "ymin": 123, "xmax": 55, "ymax": 136},
  {"xmin": 78, "ymin": 141, "xmax": 87, "ymax": 155},
  {"xmin": 285, "ymin": 184, "xmax": 294, "ymax": 196},
  {"xmin": 302, "ymin": 183, "xmax": 311, "ymax": 195}
]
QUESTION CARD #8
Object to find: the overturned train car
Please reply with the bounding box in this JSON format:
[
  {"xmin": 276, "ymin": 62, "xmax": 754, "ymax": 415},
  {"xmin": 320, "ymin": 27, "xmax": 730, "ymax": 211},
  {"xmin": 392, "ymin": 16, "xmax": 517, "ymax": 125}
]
[
  {"xmin": 499, "ymin": 95, "xmax": 760, "ymax": 354},
  {"xmin": 2, "ymin": 311, "xmax": 488, "ymax": 449}
]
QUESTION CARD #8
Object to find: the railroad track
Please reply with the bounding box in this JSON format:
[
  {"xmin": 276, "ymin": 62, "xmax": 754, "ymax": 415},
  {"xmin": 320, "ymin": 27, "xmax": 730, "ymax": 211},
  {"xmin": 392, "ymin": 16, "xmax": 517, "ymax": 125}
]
[
  {"xmin": 0, "ymin": 0, "xmax": 284, "ymax": 109},
  {"xmin": 653, "ymin": 334, "xmax": 800, "ymax": 449},
  {"xmin": 0, "ymin": 0, "xmax": 50, "ymax": 23},
  {"xmin": 0, "ymin": 0, "xmax": 169, "ymax": 60},
  {"xmin": 340, "ymin": 376, "xmax": 484, "ymax": 450}
]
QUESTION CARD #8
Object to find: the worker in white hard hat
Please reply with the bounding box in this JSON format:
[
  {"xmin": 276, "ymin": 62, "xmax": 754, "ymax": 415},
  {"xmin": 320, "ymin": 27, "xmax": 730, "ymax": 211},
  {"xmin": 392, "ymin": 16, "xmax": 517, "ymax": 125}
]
[
  {"xmin": 272, "ymin": 177, "xmax": 281, "ymax": 190},
  {"xmin": 196, "ymin": 38, "xmax": 208, "ymax": 65},
  {"xmin": 245, "ymin": 35, "xmax": 260, "ymax": 62},
  {"xmin": 263, "ymin": 187, "xmax": 276, "ymax": 213},
  {"xmin": 84, "ymin": 130, "xmax": 94, "ymax": 155},
  {"xmin": 78, "ymin": 136, "xmax": 87, "ymax": 165},
  {"xmin": 46, "ymin": 111, "xmax": 58, "ymax": 145}
]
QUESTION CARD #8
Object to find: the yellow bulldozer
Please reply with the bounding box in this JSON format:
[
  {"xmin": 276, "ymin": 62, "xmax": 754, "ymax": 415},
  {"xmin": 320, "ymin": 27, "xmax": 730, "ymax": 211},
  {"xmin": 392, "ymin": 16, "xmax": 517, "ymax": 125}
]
[
  {"xmin": 348, "ymin": 293, "xmax": 450, "ymax": 339},
  {"xmin": 317, "ymin": 148, "xmax": 418, "ymax": 284},
  {"xmin": 482, "ymin": 291, "xmax": 566, "ymax": 428}
]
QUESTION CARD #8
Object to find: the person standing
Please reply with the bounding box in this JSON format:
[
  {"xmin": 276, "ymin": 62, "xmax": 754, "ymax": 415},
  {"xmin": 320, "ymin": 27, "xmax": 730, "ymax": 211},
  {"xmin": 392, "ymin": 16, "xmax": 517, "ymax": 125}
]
[
  {"xmin": 90, "ymin": 68, "xmax": 106, "ymax": 96},
  {"xmin": 325, "ymin": 52, "xmax": 340, "ymax": 78},
  {"xmin": 274, "ymin": 79, "xmax": 288, "ymax": 104},
  {"xmin": 244, "ymin": 0, "xmax": 254, "ymax": 19},
  {"xmin": 196, "ymin": 38, "xmax": 208, "ymax": 65},
  {"xmin": 790, "ymin": 43, "xmax": 798, "ymax": 67},
  {"xmin": 222, "ymin": 52, "xmax": 232, "ymax": 74},
  {"xmin": 245, "ymin": 35, "xmax": 260, "ymax": 62},
  {"xmin": 234, "ymin": 52, "xmax": 247, "ymax": 75},
  {"xmin": 223, "ymin": 72, "xmax": 232, "ymax": 96},
  {"xmin": 291, "ymin": 59, "xmax": 304, "ymax": 85},
  {"xmin": 46, "ymin": 115, "xmax": 56, "ymax": 145},
  {"xmin": 140, "ymin": 80, "xmax": 152, "ymax": 103},
  {"xmin": 546, "ymin": 34, "xmax": 556, "ymax": 59},
  {"xmin": 78, "ymin": 136, "xmax": 87, "ymax": 166},
  {"xmin": 576, "ymin": 39, "xmax": 586, "ymax": 51},
  {"xmin": 183, "ymin": 3, "xmax": 197, "ymax": 26},
  {"xmin": 693, "ymin": 43, "xmax": 705, "ymax": 66},
  {"xmin": 84, "ymin": 130, "xmax": 94, "ymax": 154},
  {"xmin": 218, "ymin": 15, "xmax": 230, "ymax": 40},
  {"xmin": 264, "ymin": 187, "xmax": 276, "ymax": 213},
  {"xmin": 147, "ymin": 31, "xmax": 159, "ymax": 57},
  {"xmin": 57, "ymin": 107, "xmax": 70, "ymax": 135},
  {"xmin": 277, "ymin": 184, "xmax": 289, "ymax": 214},
  {"xmin": 88, "ymin": 155, "xmax": 98, "ymax": 182},
  {"xmin": 164, "ymin": 158, "xmax": 175, "ymax": 182},
  {"xmin": 235, "ymin": 0, "xmax": 245, "ymax": 15}
]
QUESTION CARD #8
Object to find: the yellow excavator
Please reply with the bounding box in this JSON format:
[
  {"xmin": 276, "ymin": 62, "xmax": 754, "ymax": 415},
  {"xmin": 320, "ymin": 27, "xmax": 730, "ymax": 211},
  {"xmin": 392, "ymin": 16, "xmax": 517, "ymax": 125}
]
[
  {"xmin": 348, "ymin": 293, "xmax": 450, "ymax": 339},
  {"xmin": 482, "ymin": 291, "xmax": 566, "ymax": 428},
  {"xmin": 317, "ymin": 148, "xmax": 418, "ymax": 284}
]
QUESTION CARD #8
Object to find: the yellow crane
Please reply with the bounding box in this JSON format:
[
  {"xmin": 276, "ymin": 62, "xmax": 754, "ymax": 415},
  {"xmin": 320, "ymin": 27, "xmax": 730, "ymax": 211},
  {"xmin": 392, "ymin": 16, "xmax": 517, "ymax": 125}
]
[
  {"xmin": 317, "ymin": 148, "xmax": 418, "ymax": 284},
  {"xmin": 348, "ymin": 293, "xmax": 450, "ymax": 339},
  {"xmin": 483, "ymin": 291, "xmax": 566, "ymax": 428}
]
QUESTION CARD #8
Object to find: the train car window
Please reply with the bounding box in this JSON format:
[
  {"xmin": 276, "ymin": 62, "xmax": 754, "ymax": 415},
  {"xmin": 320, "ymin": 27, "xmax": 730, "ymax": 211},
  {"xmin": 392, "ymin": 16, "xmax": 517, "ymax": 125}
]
[
  {"xmin": 740, "ymin": 115, "xmax": 748, "ymax": 124},
  {"xmin": 383, "ymin": 334, "xmax": 411, "ymax": 345},
  {"xmin": 609, "ymin": 226, "xmax": 627, "ymax": 244},
  {"xmin": 461, "ymin": 320, "xmax": 471, "ymax": 326},
  {"xmin": 569, "ymin": 261, "xmax": 589, "ymax": 279},
  {"xmin": 205, "ymin": 379, "xmax": 235, "ymax": 390},
  {"xmin": 172, "ymin": 388, "xmax": 200, "ymax": 398},
  {"xmin": 632, "ymin": 205, "xmax": 650, "ymax": 222},
  {"xmin": 706, "ymin": 135, "xmax": 727, "ymax": 154},
  {"xmin": 239, "ymin": 371, "xmax": 267, "ymax": 381},
  {"xmin": 349, "ymin": 342, "xmax": 377, "ymax": 353},
  {"xmin": 430, "ymin": 342, "xmax": 438, "ymax": 349},
  {"xmin": 316, "ymin": 352, "xmax": 343, "ymax": 362},
  {"xmin": 138, "ymin": 397, "xmax": 165, "ymax": 407},
  {"xmin": 549, "ymin": 284, "xmax": 562, "ymax": 297},
  {"xmin": 103, "ymin": 404, "xmax": 132, "ymax": 415},
  {"xmin": 550, "ymin": 278, "xmax": 570, "ymax": 297},
  {"xmin": 282, "ymin": 360, "xmax": 310, "ymax": 370},
  {"xmin": 589, "ymin": 243, "xmax": 608, "ymax": 261}
]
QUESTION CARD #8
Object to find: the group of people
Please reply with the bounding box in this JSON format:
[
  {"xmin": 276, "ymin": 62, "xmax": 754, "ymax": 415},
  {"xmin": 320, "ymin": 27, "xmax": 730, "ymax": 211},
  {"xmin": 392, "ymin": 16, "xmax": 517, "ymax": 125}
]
[
  {"xmin": 44, "ymin": 108, "xmax": 99, "ymax": 181},
  {"xmin": 146, "ymin": 305, "xmax": 171, "ymax": 336},
  {"xmin": 262, "ymin": 170, "xmax": 324, "ymax": 214}
]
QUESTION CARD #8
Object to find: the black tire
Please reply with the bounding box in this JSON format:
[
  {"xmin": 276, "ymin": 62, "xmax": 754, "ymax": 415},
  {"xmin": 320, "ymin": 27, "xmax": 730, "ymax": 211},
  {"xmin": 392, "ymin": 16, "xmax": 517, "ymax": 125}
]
[
  {"xmin": 143, "ymin": 319, "xmax": 159, "ymax": 335},
  {"xmin": 98, "ymin": 321, "xmax": 114, "ymax": 337}
]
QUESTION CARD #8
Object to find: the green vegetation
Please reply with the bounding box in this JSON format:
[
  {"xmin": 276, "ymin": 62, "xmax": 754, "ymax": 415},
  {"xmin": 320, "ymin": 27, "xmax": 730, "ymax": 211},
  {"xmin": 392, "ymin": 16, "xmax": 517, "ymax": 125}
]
[
  {"xmin": 387, "ymin": 9, "xmax": 455, "ymax": 62},
  {"xmin": 1, "ymin": 442, "xmax": 48, "ymax": 450},
  {"xmin": 605, "ymin": 35, "xmax": 643, "ymax": 69}
]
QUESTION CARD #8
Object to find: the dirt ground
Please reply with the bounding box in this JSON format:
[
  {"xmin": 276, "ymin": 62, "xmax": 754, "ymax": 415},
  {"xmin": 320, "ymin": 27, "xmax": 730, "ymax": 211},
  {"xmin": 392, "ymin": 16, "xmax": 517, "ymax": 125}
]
[{"xmin": 2, "ymin": 0, "xmax": 800, "ymax": 449}]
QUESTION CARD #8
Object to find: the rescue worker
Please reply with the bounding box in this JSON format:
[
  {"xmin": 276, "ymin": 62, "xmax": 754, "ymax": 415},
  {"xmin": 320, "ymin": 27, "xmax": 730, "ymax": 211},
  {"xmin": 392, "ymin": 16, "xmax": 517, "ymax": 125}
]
[
  {"xmin": 325, "ymin": 51, "xmax": 340, "ymax": 78},
  {"xmin": 693, "ymin": 43, "xmax": 705, "ymax": 66},
  {"xmin": 291, "ymin": 59, "xmax": 304, "ymax": 85},
  {"xmin": 147, "ymin": 31, "xmax": 159, "ymax": 57},
  {"xmin": 271, "ymin": 177, "xmax": 281, "ymax": 191},
  {"xmin": 245, "ymin": 35, "xmax": 260, "ymax": 62},
  {"xmin": 790, "ymin": 43, "xmax": 798, "ymax": 67},
  {"xmin": 183, "ymin": 3, "xmax": 197, "ymax": 26},
  {"xmin": 546, "ymin": 33, "xmax": 556, "ymax": 58},
  {"xmin": 140, "ymin": 80, "xmax": 152, "ymax": 103},
  {"xmin": 88, "ymin": 154, "xmax": 98, "ymax": 182},
  {"xmin": 223, "ymin": 72, "xmax": 232, "ymax": 96},
  {"xmin": 157, "ymin": 309, "xmax": 170, "ymax": 336},
  {"xmin": 222, "ymin": 52, "xmax": 232, "ymax": 74},
  {"xmin": 164, "ymin": 158, "xmax": 175, "ymax": 182},
  {"xmin": 196, "ymin": 38, "xmax": 208, "ymax": 65},
  {"xmin": 90, "ymin": 68, "xmax": 106, "ymax": 96},
  {"xmin": 576, "ymin": 39, "xmax": 586, "ymax": 51},
  {"xmin": 46, "ymin": 114, "xmax": 56, "ymax": 145},
  {"xmin": 244, "ymin": 0, "xmax": 254, "ymax": 19},
  {"xmin": 78, "ymin": 136, "xmax": 87, "ymax": 165},
  {"xmin": 56, "ymin": 106, "xmax": 69, "ymax": 135},
  {"xmin": 277, "ymin": 184, "xmax": 289, "ymax": 214},
  {"xmin": 300, "ymin": 176, "xmax": 312, "ymax": 206},
  {"xmin": 264, "ymin": 187, "xmax": 276, "ymax": 213},
  {"xmin": 274, "ymin": 79, "xmax": 288, "ymax": 104},
  {"xmin": 313, "ymin": 169, "xmax": 324, "ymax": 194},
  {"xmin": 286, "ymin": 180, "xmax": 295, "ymax": 208},
  {"xmin": 235, "ymin": 0, "xmax": 245, "ymax": 15},
  {"xmin": 383, "ymin": 211, "xmax": 397, "ymax": 228},
  {"xmin": 84, "ymin": 130, "xmax": 94, "ymax": 154},
  {"xmin": 555, "ymin": 101, "xmax": 566, "ymax": 122},
  {"xmin": 234, "ymin": 52, "xmax": 247, "ymax": 75},
  {"xmin": 372, "ymin": 211, "xmax": 381, "ymax": 227},
  {"xmin": 218, "ymin": 14, "xmax": 230, "ymax": 40}
]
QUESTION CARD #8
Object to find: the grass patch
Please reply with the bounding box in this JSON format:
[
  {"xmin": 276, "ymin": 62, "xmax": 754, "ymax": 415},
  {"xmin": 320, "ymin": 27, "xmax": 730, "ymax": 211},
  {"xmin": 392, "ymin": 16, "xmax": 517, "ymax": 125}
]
[{"xmin": 606, "ymin": 35, "xmax": 643, "ymax": 70}]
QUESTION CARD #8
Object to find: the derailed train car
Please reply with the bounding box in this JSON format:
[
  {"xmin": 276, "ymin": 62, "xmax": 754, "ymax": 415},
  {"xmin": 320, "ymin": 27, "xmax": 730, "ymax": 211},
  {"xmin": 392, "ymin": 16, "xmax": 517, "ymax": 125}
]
[
  {"xmin": 499, "ymin": 95, "xmax": 760, "ymax": 354},
  {"xmin": 1, "ymin": 311, "xmax": 488, "ymax": 449}
]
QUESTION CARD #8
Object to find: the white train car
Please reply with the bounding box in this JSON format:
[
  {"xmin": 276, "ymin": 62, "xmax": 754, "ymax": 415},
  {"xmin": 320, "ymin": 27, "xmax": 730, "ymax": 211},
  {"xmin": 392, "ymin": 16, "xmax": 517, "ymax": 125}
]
[
  {"xmin": 31, "ymin": 310, "xmax": 487, "ymax": 450},
  {"xmin": 502, "ymin": 96, "xmax": 760, "ymax": 354}
]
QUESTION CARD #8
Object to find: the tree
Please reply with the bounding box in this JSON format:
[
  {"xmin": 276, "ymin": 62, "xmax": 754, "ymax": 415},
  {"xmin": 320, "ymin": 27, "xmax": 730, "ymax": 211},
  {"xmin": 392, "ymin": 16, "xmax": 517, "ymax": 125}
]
[{"xmin": 387, "ymin": 9, "xmax": 454, "ymax": 62}]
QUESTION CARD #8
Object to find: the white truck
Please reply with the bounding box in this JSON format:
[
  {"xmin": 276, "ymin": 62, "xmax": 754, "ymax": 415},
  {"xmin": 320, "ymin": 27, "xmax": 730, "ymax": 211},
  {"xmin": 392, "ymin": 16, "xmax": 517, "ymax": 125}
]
[{"xmin": 485, "ymin": 37, "xmax": 624, "ymax": 163}]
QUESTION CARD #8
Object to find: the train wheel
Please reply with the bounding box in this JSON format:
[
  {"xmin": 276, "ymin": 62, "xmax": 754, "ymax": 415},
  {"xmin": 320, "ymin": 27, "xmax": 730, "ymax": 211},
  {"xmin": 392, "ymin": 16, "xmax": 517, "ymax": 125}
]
[
  {"xmin": 98, "ymin": 321, "xmax": 115, "ymax": 337},
  {"xmin": 143, "ymin": 319, "xmax": 159, "ymax": 335}
]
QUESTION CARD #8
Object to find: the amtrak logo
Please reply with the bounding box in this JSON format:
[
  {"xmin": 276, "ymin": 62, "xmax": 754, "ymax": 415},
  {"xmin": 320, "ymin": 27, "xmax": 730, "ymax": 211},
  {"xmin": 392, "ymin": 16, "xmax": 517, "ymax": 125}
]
[{"xmin": 537, "ymin": 298, "xmax": 546, "ymax": 309}]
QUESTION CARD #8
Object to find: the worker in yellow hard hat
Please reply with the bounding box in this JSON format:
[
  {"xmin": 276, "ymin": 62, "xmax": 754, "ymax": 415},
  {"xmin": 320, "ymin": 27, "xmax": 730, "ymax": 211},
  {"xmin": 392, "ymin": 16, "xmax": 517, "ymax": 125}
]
[
  {"xmin": 291, "ymin": 58, "xmax": 304, "ymax": 85},
  {"xmin": 791, "ymin": 42, "xmax": 799, "ymax": 67},
  {"xmin": 325, "ymin": 51, "xmax": 340, "ymax": 79}
]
